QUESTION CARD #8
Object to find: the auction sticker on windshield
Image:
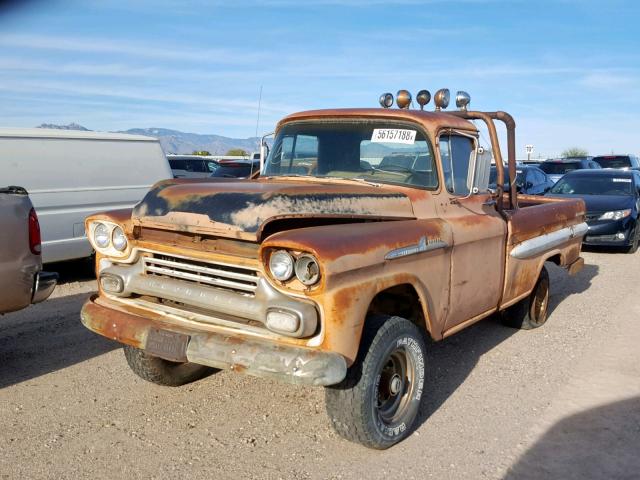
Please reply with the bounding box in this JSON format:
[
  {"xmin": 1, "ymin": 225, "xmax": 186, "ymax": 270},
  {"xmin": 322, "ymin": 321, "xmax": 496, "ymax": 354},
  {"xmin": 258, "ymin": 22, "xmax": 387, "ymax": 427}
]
[{"xmin": 371, "ymin": 129, "xmax": 416, "ymax": 144}]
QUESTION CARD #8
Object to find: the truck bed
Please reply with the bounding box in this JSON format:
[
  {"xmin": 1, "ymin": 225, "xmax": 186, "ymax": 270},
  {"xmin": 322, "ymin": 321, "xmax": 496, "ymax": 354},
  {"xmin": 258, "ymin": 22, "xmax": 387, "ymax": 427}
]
[{"xmin": 500, "ymin": 194, "xmax": 586, "ymax": 308}]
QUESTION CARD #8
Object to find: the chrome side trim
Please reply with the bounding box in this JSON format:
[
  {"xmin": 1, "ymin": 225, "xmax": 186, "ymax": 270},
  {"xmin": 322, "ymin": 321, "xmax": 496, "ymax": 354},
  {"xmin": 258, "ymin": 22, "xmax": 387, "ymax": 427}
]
[
  {"xmin": 385, "ymin": 236, "xmax": 448, "ymax": 260},
  {"xmin": 510, "ymin": 222, "xmax": 588, "ymax": 260}
]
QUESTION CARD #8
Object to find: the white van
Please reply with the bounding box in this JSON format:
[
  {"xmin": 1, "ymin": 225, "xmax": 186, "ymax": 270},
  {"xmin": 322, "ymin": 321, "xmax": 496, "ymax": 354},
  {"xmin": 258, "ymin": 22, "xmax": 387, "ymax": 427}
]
[{"xmin": 0, "ymin": 128, "xmax": 171, "ymax": 263}]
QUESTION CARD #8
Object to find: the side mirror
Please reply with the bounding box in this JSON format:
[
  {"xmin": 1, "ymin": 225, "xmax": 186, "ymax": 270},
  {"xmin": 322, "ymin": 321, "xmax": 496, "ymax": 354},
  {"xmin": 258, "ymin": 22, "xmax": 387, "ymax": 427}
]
[
  {"xmin": 467, "ymin": 146, "xmax": 492, "ymax": 193},
  {"xmin": 259, "ymin": 132, "xmax": 274, "ymax": 173}
]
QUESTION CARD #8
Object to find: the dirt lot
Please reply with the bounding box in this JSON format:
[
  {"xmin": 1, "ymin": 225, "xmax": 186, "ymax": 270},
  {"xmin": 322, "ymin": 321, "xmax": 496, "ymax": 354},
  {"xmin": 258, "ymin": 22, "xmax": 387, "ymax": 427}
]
[{"xmin": 1, "ymin": 250, "xmax": 638, "ymax": 480}]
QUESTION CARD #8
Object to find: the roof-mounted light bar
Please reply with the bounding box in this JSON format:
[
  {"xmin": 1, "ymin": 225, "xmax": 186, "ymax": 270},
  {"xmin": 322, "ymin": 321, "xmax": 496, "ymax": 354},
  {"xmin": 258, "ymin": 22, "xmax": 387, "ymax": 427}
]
[{"xmin": 378, "ymin": 88, "xmax": 469, "ymax": 112}]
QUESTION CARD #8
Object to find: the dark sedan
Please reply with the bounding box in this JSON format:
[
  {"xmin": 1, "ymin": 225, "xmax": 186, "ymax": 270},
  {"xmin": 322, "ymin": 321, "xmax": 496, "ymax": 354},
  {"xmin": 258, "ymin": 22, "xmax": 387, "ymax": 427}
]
[
  {"xmin": 489, "ymin": 165, "xmax": 554, "ymax": 195},
  {"xmin": 546, "ymin": 169, "xmax": 640, "ymax": 253},
  {"xmin": 210, "ymin": 159, "xmax": 260, "ymax": 178}
]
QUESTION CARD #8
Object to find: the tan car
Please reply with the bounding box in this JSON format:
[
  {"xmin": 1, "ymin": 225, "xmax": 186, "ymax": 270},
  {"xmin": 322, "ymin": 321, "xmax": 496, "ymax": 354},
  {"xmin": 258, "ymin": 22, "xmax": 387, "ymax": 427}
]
[
  {"xmin": 81, "ymin": 90, "xmax": 587, "ymax": 448},
  {"xmin": 0, "ymin": 186, "xmax": 57, "ymax": 314}
]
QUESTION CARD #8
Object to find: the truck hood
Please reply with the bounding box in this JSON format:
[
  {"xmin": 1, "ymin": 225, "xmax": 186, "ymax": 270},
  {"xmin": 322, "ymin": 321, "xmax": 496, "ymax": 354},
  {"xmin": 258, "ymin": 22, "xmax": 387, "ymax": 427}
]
[{"xmin": 132, "ymin": 179, "xmax": 416, "ymax": 240}]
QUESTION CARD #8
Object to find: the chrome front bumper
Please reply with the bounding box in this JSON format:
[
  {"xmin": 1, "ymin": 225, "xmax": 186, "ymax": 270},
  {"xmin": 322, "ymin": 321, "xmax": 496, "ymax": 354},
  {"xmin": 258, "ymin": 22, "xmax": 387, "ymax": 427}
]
[{"xmin": 81, "ymin": 297, "xmax": 346, "ymax": 386}]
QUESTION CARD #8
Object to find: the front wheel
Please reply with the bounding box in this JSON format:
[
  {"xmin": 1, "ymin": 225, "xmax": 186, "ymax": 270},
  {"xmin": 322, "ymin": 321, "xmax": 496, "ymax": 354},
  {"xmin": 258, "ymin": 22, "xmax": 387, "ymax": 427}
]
[
  {"xmin": 625, "ymin": 228, "xmax": 639, "ymax": 254},
  {"xmin": 502, "ymin": 266, "xmax": 550, "ymax": 330},
  {"xmin": 123, "ymin": 345, "xmax": 217, "ymax": 386},
  {"xmin": 325, "ymin": 315, "xmax": 426, "ymax": 449}
]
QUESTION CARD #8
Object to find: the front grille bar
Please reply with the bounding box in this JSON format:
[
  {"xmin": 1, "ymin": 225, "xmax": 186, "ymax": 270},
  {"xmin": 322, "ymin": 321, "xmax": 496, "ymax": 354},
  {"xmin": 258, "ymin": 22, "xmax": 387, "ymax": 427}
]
[{"xmin": 142, "ymin": 255, "xmax": 258, "ymax": 293}]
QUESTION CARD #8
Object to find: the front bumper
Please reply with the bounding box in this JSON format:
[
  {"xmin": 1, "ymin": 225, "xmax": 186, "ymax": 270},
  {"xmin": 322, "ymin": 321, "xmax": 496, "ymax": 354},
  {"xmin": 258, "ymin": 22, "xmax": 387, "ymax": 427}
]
[
  {"xmin": 80, "ymin": 296, "xmax": 347, "ymax": 386},
  {"xmin": 32, "ymin": 271, "xmax": 58, "ymax": 304},
  {"xmin": 584, "ymin": 218, "xmax": 636, "ymax": 246}
]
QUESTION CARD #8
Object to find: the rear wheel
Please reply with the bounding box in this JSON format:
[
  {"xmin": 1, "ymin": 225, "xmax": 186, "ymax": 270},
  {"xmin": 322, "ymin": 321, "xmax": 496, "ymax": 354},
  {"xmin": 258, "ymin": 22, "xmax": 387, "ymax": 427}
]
[
  {"xmin": 502, "ymin": 266, "xmax": 550, "ymax": 330},
  {"xmin": 325, "ymin": 315, "xmax": 426, "ymax": 449},
  {"xmin": 123, "ymin": 345, "xmax": 216, "ymax": 386}
]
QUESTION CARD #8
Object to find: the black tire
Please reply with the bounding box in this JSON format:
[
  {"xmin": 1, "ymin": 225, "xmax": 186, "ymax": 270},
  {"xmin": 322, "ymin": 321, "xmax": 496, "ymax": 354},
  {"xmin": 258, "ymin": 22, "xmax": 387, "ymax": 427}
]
[
  {"xmin": 325, "ymin": 315, "xmax": 426, "ymax": 449},
  {"xmin": 626, "ymin": 228, "xmax": 639, "ymax": 254},
  {"xmin": 123, "ymin": 345, "xmax": 216, "ymax": 387},
  {"xmin": 502, "ymin": 266, "xmax": 550, "ymax": 330}
]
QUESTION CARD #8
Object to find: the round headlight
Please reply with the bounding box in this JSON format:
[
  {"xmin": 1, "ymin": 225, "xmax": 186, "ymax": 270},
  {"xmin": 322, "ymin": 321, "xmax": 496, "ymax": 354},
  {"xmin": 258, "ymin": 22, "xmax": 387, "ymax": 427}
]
[
  {"xmin": 94, "ymin": 223, "xmax": 111, "ymax": 249},
  {"xmin": 295, "ymin": 254, "xmax": 320, "ymax": 286},
  {"xmin": 269, "ymin": 250, "xmax": 294, "ymax": 281},
  {"xmin": 112, "ymin": 226, "xmax": 128, "ymax": 251}
]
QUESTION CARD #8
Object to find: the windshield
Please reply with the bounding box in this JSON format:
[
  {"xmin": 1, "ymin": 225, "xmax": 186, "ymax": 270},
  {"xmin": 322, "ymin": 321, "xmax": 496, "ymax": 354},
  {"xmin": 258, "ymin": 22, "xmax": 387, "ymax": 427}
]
[
  {"xmin": 550, "ymin": 175, "xmax": 633, "ymax": 196},
  {"xmin": 540, "ymin": 162, "xmax": 581, "ymax": 175},
  {"xmin": 592, "ymin": 156, "xmax": 631, "ymax": 169},
  {"xmin": 263, "ymin": 121, "xmax": 438, "ymax": 189}
]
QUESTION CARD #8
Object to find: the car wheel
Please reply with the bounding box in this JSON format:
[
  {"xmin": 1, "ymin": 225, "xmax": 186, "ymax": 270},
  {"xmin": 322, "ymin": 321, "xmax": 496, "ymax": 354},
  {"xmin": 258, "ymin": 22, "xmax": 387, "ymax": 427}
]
[
  {"xmin": 626, "ymin": 228, "xmax": 639, "ymax": 254},
  {"xmin": 325, "ymin": 315, "xmax": 426, "ymax": 449},
  {"xmin": 123, "ymin": 345, "xmax": 217, "ymax": 386},
  {"xmin": 502, "ymin": 266, "xmax": 550, "ymax": 330}
]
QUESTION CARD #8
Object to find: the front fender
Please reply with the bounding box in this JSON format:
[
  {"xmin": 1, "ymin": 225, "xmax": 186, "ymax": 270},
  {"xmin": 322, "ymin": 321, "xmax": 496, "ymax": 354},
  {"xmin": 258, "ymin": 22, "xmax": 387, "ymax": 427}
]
[{"xmin": 262, "ymin": 219, "xmax": 453, "ymax": 363}]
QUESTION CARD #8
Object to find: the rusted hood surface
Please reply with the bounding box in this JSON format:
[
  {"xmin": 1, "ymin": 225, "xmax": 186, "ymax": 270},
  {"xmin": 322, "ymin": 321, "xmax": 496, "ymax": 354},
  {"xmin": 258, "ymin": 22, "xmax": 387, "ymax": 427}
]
[{"xmin": 132, "ymin": 179, "xmax": 416, "ymax": 240}]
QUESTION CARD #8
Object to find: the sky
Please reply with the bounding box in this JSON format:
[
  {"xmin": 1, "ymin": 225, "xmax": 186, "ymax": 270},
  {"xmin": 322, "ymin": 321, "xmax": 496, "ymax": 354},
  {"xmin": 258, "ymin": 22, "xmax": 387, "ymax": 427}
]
[{"xmin": 0, "ymin": 0, "xmax": 638, "ymax": 158}]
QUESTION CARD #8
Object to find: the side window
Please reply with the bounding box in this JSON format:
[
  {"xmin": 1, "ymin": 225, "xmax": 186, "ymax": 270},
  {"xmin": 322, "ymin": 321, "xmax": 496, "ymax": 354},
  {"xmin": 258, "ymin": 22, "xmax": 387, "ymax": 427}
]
[
  {"xmin": 532, "ymin": 170, "xmax": 545, "ymax": 184},
  {"xmin": 439, "ymin": 134, "xmax": 475, "ymax": 195}
]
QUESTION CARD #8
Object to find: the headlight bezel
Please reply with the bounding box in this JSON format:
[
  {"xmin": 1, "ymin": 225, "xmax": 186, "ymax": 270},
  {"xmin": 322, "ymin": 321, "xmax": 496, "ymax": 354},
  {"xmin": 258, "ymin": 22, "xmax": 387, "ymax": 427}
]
[
  {"xmin": 598, "ymin": 209, "xmax": 632, "ymax": 221},
  {"xmin": 88, "ymin": 220, "xmax": 130, "ymax": 257},
  {"xmin": 266, "ymin": 249, "xmax": 322, "ymax": 288}
]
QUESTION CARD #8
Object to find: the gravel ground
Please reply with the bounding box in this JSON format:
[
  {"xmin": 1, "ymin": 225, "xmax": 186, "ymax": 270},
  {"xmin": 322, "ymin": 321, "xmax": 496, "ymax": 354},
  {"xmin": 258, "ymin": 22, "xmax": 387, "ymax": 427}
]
[{"xmin": 0, "ymin": 250, "xmax": 638, "ymax": 479}]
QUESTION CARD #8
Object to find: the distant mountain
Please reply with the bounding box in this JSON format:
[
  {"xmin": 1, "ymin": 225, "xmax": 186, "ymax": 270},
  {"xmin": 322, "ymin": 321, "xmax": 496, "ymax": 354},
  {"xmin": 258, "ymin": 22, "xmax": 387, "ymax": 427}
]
[
  {"xmin": 36, "ymin": 122, "xmax": 90, "ymax": 131},
  {"xmin": 121, "ymin": 128, "xmax": 261, "ymax": 155},
  {"xmin": 34, "ymin": 124, "xmax": 261, "ymax": 155}
]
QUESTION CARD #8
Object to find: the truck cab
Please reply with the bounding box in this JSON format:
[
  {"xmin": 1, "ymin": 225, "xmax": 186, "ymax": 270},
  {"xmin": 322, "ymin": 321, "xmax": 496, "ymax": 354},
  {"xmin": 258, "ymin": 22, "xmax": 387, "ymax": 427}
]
[{"xmin": 81, "ymin": 89, "xmax": 586, "ymax": 449}]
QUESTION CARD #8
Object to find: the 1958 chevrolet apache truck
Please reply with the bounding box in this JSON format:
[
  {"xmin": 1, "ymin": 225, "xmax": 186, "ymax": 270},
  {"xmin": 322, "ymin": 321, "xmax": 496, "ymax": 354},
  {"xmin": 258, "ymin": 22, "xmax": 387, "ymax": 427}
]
[{"xmin": 81, "ymin": 89, "xmax": 587, "ymax": 449}]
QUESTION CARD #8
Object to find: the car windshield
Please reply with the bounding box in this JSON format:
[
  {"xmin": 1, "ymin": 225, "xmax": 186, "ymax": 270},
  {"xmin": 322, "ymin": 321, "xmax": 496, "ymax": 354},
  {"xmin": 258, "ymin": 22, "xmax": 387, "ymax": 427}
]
[
  {"xmin": 263, "ymin": 120, "xmax": 438, "ymax": 189},
  {"xmin": 592, "ymin": 156, "xmax": 631, "ymax": 169},
  {"xmin": 539, "ymin": 162, "xmax": 581, "ymax": 175},
  {"xmin": 550, "ymin": 175, "xmax": 633, "ymax": 196}
]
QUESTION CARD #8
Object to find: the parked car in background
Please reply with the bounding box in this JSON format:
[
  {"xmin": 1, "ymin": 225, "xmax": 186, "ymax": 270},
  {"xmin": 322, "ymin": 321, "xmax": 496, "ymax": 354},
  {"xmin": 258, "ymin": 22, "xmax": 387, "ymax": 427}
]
[
  {"xmin": 539, "ymin": 157, "xmax": 601, "ymax": 183},
  {"xmin": 489, "ymin": 165, "xmax": 554, "ymax": 195},
  {"xmin": 592, "ymin": 154, "xmax": 640, "ymax": 171},
  {"xmin": 0, "ymin": 186, "xmax": 57, "ymax": 314},
  {"xmin": 1, "ymin": 128, "xmax": 172, "ymax": 263},
  {"xmin": 168, "ymin": 155, "xmax": 218, "ymax": 178},
  {"xmin": 210, "ymin": 159, "xmax": 261, "ymax": 178},
  {"xmin": 546, "ymin": 169, "xmax": 640, "ymax": 253},
  {"xmin": 168, "ymin": 155, "xmax": 260, "ymax": 179}
]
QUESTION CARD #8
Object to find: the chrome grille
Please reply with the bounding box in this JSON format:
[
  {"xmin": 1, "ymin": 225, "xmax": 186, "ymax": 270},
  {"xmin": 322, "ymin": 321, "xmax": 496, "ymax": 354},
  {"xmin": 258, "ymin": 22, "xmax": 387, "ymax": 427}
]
[{"xmin": 142, "ymin": 253, "xmax": 259, "ymax": 294}]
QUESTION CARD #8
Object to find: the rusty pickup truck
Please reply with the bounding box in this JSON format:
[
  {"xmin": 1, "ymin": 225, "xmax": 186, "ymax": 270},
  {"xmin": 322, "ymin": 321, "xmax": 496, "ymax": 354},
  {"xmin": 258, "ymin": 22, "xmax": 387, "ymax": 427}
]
[{"xmin": 81, "ymin": 89, "xmax": 587, "ymax": 449}]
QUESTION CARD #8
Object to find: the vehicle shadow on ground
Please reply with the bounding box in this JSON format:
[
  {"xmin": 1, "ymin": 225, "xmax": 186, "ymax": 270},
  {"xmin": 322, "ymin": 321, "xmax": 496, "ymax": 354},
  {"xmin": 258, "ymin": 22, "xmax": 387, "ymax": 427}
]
[
  {"xmin": 0, "ymin": 292, "xmax": 116, "ymax": 389},
  {"xmin": 416, "ymin": 260, "xmax": 598, "ymax": 429},
  {"xmin": 47, "ymin": 257, "xmax": 96, "ymax": 285},
  {"xmin": 546, "ymin": 261, "xmax": 598, "ymax": 317},
  {"xmin": 503, "ymin": 397, "xmax": 640, "ymax": 479},
  {"xmin": 582, "ymin": 244, "xmax": 630, "ymax": 255}
]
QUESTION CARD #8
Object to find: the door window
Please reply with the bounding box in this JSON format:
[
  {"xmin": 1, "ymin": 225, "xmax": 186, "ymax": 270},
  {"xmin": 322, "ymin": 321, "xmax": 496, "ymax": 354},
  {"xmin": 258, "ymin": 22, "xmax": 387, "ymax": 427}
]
[{"xmin": 439, "ymin": 134, "xmax": 476, "ymax": 195}]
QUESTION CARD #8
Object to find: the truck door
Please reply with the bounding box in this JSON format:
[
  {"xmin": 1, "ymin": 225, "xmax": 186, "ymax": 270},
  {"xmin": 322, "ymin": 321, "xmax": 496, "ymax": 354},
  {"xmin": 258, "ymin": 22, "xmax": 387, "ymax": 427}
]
[{"xmin": 436, "ymin": 132, "xmax": 506, "ymax": 334}]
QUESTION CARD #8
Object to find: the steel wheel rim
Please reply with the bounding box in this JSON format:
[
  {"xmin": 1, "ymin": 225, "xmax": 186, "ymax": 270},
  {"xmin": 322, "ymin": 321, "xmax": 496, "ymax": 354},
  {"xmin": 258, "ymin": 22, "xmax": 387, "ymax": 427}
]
[
  {"xmin": 376, "ymin": 347, "xmax": 416, "ymax": 425},
  {"xmin": 531, "ymin": 276, "xmax": 549, "ymax": 323}
]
